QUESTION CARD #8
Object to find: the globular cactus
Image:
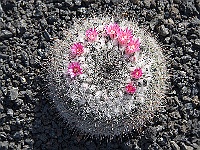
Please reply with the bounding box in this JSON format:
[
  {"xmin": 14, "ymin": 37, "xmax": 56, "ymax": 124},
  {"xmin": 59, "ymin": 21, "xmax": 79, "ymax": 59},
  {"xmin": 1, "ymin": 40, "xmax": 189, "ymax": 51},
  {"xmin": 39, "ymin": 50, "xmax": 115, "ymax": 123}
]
[{"xmin": 47, "ymin": 16, "xmax": 168, "ymax": 139}]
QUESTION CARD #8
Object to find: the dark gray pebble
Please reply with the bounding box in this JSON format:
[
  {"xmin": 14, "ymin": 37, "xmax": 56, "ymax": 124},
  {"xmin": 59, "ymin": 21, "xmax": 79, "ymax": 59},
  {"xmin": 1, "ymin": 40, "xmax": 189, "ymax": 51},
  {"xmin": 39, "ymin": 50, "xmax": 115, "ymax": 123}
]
[
  {"xmin": 0, "ymin": 141, "xmax": 9, "ymax": 150},
  {"xmin": 43, "ymin": 30, "xmax": 51, "ymax": 41},
  {"xmin": 13, "ymin": 130, "xmax": 24, "ymax": 140},
  {"xmin": 0, "ymin": 2, "xmax": 3, "ymax": 16},
  {"xmin": 170, "ymin": 141, "xmax": 180, "ymax": 150},
  {"xmin": 0, "ymin": 103, "xmax": 4, "ymax": 112},
  {"xmin": 112, "ymin": 0, "xmax": 123, "ymax": 4},
  {"xmin": 157, "ymin": 136, "xmax": 168, "ymax": 146},
  {"xmin": 14, "ymin": 98, "xmax": 23, "ymax": 106},
  {"xmin": 143, "ymin": 0, "xmax": 151, "ymax": 8},
  {"xmin": 74, "ymin": 0, "xmax": 82, "ymax": 6},
  {"xmin": 194, "ymin": 39, "xmax": 200, "ymax": 48},
  {"xmin": 9, "ymin": 87, "xmax": 19, "ymax": 101},
  {"xmin": 25, "ymin": 138, "xmax": 34, "ymax": 146},
  {"xmin": 0, "ymin": 53, "xmax": 9, "ymax": 59},
  {"xmin": 169, "ymin": 111, "xmax": 181, "ymax": 120},
  {"xmin": 7, "ymin": 109, "xmax": 14, "ymax": 117},
  {"xmin": 3, "ymin": 125, "xmax": 10, "ymax": 132},
  {"xmin": 47, "ymin": 16, "xmax": 58, "ymax": 25},
  {"xmin": 0, "ymin": 30, "xmax": 13, "ymax": 39},
  {"xmin": 0, "ymin": 132, "xmax": 7, "ymax": 139}
]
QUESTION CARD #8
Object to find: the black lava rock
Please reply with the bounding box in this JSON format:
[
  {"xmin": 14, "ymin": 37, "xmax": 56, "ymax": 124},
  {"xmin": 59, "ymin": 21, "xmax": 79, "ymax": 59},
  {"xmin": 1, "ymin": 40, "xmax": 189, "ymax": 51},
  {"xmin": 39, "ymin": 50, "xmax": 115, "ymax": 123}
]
[{"xmin": 0, "ymin": 30, "xmax": 13, "ymax": 39}]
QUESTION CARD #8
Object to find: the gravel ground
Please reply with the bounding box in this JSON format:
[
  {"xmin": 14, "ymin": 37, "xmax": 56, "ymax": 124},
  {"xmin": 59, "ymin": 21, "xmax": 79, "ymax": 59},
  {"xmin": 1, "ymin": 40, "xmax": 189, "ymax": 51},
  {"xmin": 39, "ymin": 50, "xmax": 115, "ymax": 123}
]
[{"xmin": 0, "ymin": 0, "xmax": 199, "ymax": 150}]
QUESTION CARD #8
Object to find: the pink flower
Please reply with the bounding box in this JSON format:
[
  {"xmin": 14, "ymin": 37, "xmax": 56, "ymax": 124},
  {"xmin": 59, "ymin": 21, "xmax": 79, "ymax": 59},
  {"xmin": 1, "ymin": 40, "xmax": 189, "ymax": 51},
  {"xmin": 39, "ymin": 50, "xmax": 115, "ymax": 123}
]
[
  {"xmin": 85, "ymin": 28, "xmax": 98, "ymax": 42},
  {"xmin": 125, "ymin": 38, "xmax": 140, "ymax": 55},
  {"xmin": 105, "ymin": 23, "xmax": 120, "ymax": 39},
  {"xmin": 117, "ymin": 28, "xmax": 133, "ymax": 45},
  {"xmin": 131, "ymin": 68, "xmax": 143, "ymax": 79},
  {"xmin": 125, "ymin": 83, "xmax": 136, "ymax": 94},
  {"xmin": 71, "ymin": 42, "xmax": 84, "ymax": 56},
  {"xmin": 68, "ymin": 62, "xmax": 83, "ymax": 78}
]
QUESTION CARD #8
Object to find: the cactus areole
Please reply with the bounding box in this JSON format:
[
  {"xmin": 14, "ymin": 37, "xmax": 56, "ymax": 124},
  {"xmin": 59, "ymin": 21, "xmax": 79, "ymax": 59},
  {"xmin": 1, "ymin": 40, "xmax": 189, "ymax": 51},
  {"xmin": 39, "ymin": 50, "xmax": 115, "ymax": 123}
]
[{"xmin": 47, "ymin": 16, "xmax": 168, "ymax": 138}]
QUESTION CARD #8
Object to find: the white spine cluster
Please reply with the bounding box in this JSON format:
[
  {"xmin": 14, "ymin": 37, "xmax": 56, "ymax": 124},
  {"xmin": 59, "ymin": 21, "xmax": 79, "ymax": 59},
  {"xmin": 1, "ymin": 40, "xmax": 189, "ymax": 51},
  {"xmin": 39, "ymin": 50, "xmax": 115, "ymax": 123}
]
[{"xmin": 47, "ymin": 16, "xmax": 168, "ymax": 138}]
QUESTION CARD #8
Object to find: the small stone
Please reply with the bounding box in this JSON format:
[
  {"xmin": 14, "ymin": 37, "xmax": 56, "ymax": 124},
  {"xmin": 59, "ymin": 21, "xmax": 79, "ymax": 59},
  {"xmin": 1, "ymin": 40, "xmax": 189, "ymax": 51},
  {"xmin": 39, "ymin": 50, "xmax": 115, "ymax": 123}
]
[
  {"xmin": 9, "ymin": 87, "xmax": 19, "ymax": 100},
  {"xmin": 75, "ymin": 0, "xmax": 82, "ymax": 6},
  {"xmin": 191, "ymin": 142, "xmax": 200, "ymax": 149},
  {"xmin": 170, "ymin": 6, "xmax": 180, "ymax": 18},
  {"xmin": 43, "ymin": 30, "xmax": 51, "ymax": 41},
  {"xmin": 181, "ymin": 86, "xmax": 190, "ymax": 95},
  {"xmin": 171, "ymin": 141, "xmax": 180, "ymax": 150},
  {"xmin": 25, "ymin": 138, "xmax": 34, "ymax": 146},
  {"xmin": 0, "ymin": 141, "xmax": 9, "ymax": 150},
  {"xmin": 65, "ymin": 0, "xmax": 74, "ymax": 7},
  {"xmin": 21, "ymin": 50, "xmax": 29, "ymax": 62},
  {"xmin": 16, "ymin": 118, "xmax": 21, "ymax": 125},
  {"xmin": 0, "ymin": 103, "xmax": 4, "ymax": 112},
  {"xmin": 183, "ymin": 96, "xmax": 192, "ymax": 102},
  {"xmin": 174, "ymin": 0, "xmax": 181, "ymax": 4},
  {"xmin": 185, "ymin": 103, "xmax": 193, "ymax": 110},
  {"xmin": 13, "ymin": 130, "xmax": 24, "ymax": 140},
  {"xmin": 169, "ymin": 111, "xmax": 181, "ymax": 119},
  {"xmin": 194, "ymin": 39, "xmax": 200, "ymax": 48},
  {"xmin": 143, "ymin": 0, "xmax": 151, "ymax": 8},
  {"xmin": 0, "ymin": 30, "xmax": 13, "ymax": 39},
  {"xmin": 82, "ymin": 0, "xmax": 95, "ymax": 2},
  {"xmin": 1, "ymin": 87, "xmax": 7, "ymax": 96},
  {"xmin": 164, "ymin": 37, "xmax": 170, "ymax": 44},
  {"xmin": 19, "ymin": 25, "xmax": 26, "ymax": 35},
  {"xmin": 47, "ymin": 16, "xmax": 57, "ymax": 25},
  {"xmin": 33, "ymin": 9, "xmax": 43, "ymax": 18},
  {"xmin": 158, "ymin": 25, "xmax": 169, "ymax": 37},
  {"xmin": 20, "ymin": 76, "xmax": 27, "ymax": 83},
  {"xmin": 0, "ymin": 44, "xmax": 7, "ymax": 51},
  {"xmin": 25, "ymin": 89, "xmax": 33, "ymax": 100},
  {"xmin": 0, "ymin": 132, "xmax": 7, "ymax": 139},
  {"xmin": 7, "ymin": 109, "xmax": 14, "ymax": 117},
  {"xmin": 167, "ymin": 18, "xmax": 174, "ymax": 25},
  {"xmin": 3, "ymin": 125, "xmax": 10, "ymax": 132},
  {"xmin": 40, "ymin": 18, "xmax": 48, "ymax": 28},
  {"xmin": 157, "ymin": 136, "xmax": 167, "ymax": 146},
  {"xmin": 191, "ymin": 96, "xmax": 199, "ymax": 105},
  {"xmin": 0, "ymin": 90, "xmax": 2, "ymax": 97},
  {"xmin": 105, "ymin": 0, "xmax": 110, "ymax": 3},
  {"xmin": 181, "ymin": 55, "xmax": 192, "ymax": 63},
  {"xmin": 8, "ymin": 142, "xmax": 16, "ymax": 150},
  {"xmin": 112, "ymin": 0, "xmax": 122, "ymax": 4},
  {"xmin": 78, "ymin": 7, "xmax": 87, "ymax": 14},
  {"xmin": 15, "ymin": 98, "xmax": 23, "ymax": 106},
  {"xmin": 0, "ymin": 53, "xmax": 9, "ymax": 59},
  {"xmin": 23, "ymin": 32, "xmax": 32, "ymax": 39},
  {"xmin": 130, "ymin": 0, "xmax": 140, "ymax": 4},
  {"xmin": 196, "ymin": 0, "xmax": 200, "ymax": 11},
  {"xmin": 0, "ymin": 3, "xmax": 3, "ymax": 16},
  {"xmin": 180, "ymin": 142, "xmax": 194, "ymax": 150}
]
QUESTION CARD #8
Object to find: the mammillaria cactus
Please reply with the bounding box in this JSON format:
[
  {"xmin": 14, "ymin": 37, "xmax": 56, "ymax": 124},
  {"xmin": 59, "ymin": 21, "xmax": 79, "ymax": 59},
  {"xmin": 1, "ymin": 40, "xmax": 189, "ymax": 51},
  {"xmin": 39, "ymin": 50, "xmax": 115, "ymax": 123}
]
[{"xmin": 47, "ymin": 16, "xmax": 168, "ymax": 138}]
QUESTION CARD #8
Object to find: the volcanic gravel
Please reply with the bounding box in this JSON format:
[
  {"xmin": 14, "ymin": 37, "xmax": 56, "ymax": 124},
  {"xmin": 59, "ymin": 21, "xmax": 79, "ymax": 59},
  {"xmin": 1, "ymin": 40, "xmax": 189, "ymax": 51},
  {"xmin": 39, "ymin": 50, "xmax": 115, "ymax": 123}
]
[{"xmin": 0, "ymin": 0, "xmax": 199, "ymax": 150}]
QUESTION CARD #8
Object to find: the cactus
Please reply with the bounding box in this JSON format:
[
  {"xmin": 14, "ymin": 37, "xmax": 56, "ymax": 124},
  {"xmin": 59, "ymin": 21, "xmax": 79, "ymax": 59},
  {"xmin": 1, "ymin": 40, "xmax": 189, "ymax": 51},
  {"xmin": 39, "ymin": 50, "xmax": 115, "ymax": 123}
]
[{"xmin": 47, "ymin": 16, "xmax": 168, "ymax": 139}]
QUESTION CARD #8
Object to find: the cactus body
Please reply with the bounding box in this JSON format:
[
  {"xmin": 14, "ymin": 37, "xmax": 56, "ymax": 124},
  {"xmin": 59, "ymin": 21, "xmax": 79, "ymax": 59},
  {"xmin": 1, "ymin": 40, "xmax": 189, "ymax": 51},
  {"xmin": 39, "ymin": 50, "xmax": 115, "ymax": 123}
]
[{"xmin": 47, "ymin": 16, "xmax": 168, "ymax": 138}]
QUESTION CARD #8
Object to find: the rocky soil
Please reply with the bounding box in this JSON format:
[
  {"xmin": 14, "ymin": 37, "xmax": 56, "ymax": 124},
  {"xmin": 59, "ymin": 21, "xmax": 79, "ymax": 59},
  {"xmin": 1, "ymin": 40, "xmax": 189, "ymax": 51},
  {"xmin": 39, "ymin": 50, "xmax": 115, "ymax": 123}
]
[{"xmin": 0, "ymin": 0, "xmax": 199, "ymax": 150}]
